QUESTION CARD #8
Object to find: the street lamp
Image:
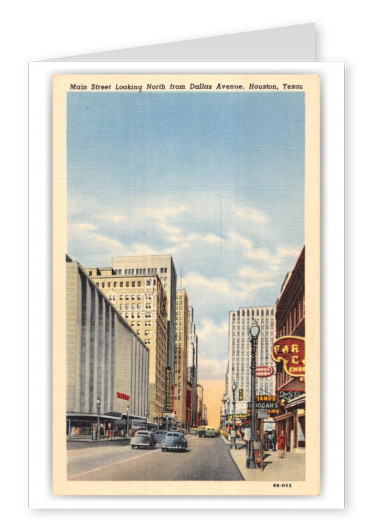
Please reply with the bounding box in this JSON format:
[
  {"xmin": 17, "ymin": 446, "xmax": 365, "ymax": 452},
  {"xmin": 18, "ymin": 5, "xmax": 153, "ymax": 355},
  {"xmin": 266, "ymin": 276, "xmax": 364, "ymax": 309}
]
[
  {"xmin": 96, "ymin": 397, "xmax": 101, "ymax": 441},
  {"xmin": 246, "ymin": 320, "xmax": 260, "ymax": 468},
  {"xmin": 231, "ymin": 381, "xmax": 237, "ymax": 449},
  {"xmin": 226, "ymin": 397, "xmax": 230, "ymax": 430},
  {"xmin": 145, "ymin": 409, "xmax": 148, "ymax": 430},
  {"xmin": 126, "ymin": 405, "xmax": 130, "ymax": 439}
]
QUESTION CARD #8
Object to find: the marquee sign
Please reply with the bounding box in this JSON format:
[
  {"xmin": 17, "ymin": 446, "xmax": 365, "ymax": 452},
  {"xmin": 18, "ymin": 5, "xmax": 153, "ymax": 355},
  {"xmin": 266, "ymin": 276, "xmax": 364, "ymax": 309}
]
[{"xmin": 272, "ymin": 336, "xmax": 305, "ymax": 377}]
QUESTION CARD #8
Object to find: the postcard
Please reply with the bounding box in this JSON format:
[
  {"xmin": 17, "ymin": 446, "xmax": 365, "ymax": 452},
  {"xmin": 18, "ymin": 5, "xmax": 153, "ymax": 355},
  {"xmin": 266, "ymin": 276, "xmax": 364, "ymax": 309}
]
[{"xmin": 52, "ymin": 73, "xmax": 320, "ymax": 496}]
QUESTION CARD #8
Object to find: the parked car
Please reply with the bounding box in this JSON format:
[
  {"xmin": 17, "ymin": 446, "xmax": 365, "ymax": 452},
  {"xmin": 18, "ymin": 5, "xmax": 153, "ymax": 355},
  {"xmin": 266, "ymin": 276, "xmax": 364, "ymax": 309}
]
[
  {"xmin": 154, "ymin": 430, "xmax": 168, "ymax": 443},
  {"xmin": 161, "ymin": 431, "xmax": 188, "ymax": 452},
  {"xmin": 130, "ymin": 430, "xmax": 156, "ymax": 449}
]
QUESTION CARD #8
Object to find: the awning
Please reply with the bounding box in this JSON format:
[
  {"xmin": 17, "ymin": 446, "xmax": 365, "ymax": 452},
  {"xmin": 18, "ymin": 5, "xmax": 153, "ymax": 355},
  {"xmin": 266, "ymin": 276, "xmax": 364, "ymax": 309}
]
[
  {"xmin": 286, "ymin": 394, "xmax": 306, "ymax": 409},
  {"xmin": 272, "ymin": 412, "xmax": 294, "ymax": 422}
]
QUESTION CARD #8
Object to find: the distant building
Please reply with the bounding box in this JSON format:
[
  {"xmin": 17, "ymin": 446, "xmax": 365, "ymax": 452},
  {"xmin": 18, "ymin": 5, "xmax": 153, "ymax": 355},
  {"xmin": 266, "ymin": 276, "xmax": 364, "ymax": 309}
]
[
  {"xmin": 197, "ymin": 384, "xmax": 204, "ymax": 425},
  {"xmin": 174, "ymin": 289, "xmax": 189, "ymax": 428},
  {"xmin": 187, "ymin": 306, "xmax": 198, "ymax": 427},
  {"xmin": 66, "ymin": 257, "xmax": 149, "ymax": 436},
  {"xmin": 226, "ymin": 305, "xmax": 276, "ymax": 402},
  {"xmin": 84, "ymin": 266, "xmax": 167, "ymax": 421}
]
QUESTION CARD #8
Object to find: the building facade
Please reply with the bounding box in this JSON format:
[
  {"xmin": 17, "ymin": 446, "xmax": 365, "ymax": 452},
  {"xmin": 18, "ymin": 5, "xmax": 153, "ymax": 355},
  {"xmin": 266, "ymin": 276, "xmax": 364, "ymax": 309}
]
[
  {"xmin": 174, "ymin": 289, "xmax": 189, "ymax": 428},
  {"xmin": 66, "ymin": 258, "xmax": 149, "ymax": 436},
  {"xmin": 84, "ymin": 266, "xmax": 167, "ymax": 421},
  {"xmin": 273, "ymin": 247, "xmax": 305, "ymax": 452},
  {"xmin": 187, "ymin": 306, "xmax": 198, "ymax": 427},
  {"xmin": 226, "ymin": 306, "xmax": 276, "ymax": 404},
  {"xmin": 111, "ymin": 255, "xmax": 177, "ymax": 412}
]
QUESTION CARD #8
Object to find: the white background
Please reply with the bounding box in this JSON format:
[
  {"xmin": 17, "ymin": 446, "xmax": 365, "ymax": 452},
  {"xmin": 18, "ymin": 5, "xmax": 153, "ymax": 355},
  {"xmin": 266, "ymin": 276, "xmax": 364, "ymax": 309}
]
[{"xmin": 2, "ymin": 0, "xmax": 370, "ymax": 526}]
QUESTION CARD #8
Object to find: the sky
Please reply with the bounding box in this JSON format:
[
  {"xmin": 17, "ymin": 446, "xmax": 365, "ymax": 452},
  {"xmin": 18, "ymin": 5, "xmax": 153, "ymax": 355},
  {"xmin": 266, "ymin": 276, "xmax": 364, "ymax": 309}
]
[{"xmin": 67, "ymin": 90, "xmax": 305, "ymax": 417}]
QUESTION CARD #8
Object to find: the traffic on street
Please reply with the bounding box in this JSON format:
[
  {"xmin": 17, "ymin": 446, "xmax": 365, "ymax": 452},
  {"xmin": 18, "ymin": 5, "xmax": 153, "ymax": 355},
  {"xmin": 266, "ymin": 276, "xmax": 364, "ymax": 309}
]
[{"xmin": 67, "ymin": 432, "xmax": 243, "ymax": 481}]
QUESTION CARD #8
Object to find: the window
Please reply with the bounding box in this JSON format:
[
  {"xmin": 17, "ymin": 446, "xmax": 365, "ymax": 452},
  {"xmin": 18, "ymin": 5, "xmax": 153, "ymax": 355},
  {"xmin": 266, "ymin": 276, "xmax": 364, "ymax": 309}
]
[
  {"xmin": 120, "ymin": 282, "xmax": 123, "ymax": 287},
  {"xmin": 138, "ymin": 281, "xmax": 141, "ymax": 287},
  {"xmin": 132, "ymin": 282, "xmax": 135, "ymax": 287}
]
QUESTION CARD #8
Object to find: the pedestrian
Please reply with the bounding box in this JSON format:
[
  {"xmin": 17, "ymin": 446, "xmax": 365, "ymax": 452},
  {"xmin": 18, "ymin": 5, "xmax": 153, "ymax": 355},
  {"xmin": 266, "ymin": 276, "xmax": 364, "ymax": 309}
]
[
  {"xmin": 271, "ymin": 429, "xmax": 277, "ymax": 451},
  {"xmin": 263, "ymin": 431, "xmax": 270, "ymax": 451},
  {"xmin": 278, "ymin": 429, "xmax": 286, "ymax": 458}
]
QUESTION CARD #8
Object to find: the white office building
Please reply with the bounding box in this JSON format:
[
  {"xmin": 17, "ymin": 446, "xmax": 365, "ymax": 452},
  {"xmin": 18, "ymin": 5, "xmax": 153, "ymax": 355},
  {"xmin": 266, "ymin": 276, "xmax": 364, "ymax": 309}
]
[{"xmin": 226, "ymin": 306, "xmax": 276, "ymax": 403}]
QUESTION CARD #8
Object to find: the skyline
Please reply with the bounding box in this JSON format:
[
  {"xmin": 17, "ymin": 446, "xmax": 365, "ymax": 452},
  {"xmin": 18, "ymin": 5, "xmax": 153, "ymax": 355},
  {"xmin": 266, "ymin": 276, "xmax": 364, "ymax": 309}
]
[{"xmin": 67, "ymin": 89, "xmax": 305, "ymax": 383}]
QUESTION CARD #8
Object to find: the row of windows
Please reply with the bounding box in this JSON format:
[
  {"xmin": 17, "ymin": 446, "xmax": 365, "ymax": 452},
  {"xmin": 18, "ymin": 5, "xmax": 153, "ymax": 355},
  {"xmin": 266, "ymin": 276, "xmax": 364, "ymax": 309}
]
[
  {"xmin": 232, "ymin": 308, "xmax": 274, "ymax": 318},
  {"xmin": 114, "ymin": 267, "xmax": 168, "ymax": 275},
  {"xmin": 96, "ymin": 280, "xmax": 143, "ymax": 288}
]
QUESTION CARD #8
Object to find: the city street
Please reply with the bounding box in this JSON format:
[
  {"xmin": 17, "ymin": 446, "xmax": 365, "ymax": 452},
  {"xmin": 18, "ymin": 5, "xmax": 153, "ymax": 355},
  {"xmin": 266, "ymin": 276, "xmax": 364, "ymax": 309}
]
[{"xmin": 67, "ymin": 435, "xmax": 243, "ymax": 481}]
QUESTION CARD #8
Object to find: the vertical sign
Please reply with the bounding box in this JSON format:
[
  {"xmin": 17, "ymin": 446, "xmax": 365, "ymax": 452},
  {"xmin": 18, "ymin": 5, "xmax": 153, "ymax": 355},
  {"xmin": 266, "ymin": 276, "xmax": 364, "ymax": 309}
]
[{"xmin": 165, "ymin": 366, "xmax": 172, "ymax": 412}]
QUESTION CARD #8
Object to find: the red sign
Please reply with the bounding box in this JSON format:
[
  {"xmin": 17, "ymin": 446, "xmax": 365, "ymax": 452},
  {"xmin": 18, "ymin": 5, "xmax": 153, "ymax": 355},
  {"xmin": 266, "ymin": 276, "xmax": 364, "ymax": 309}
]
[
  {"xmin": 256, "ymin": 366, "xmax": 275, "ymax": 378},
  {"xmin": 117, "ymin": 392, "xmax": 130, "ymax": 401},
  {"xmin": 272, "ymin": 336, "xmax": 305, "ymax": 377}
]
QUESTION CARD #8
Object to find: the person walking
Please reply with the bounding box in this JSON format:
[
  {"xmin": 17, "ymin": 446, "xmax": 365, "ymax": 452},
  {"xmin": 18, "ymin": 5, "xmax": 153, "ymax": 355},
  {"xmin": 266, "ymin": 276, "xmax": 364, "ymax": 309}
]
[
  {"xmin": 278, "ymin": 429, "xmax": 286, "ymax": 458},
  {"xmin": 271, "ymin": 429, "xmax": 277, "ymax": 451}
]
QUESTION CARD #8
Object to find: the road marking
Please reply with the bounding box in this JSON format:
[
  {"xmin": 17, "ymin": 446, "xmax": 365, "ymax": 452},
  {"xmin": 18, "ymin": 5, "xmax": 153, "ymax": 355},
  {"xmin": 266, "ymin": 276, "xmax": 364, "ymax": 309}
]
[{"xmin": 68, "ymin": 449, "xmax": 158, "ymax": 480}]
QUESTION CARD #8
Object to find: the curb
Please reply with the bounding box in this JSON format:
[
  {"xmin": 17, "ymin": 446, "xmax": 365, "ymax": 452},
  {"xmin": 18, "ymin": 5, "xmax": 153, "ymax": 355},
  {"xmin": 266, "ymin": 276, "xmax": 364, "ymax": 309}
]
[{"xmin": 227, "ymin": 446, "xmax": 245, "ymax": 481}]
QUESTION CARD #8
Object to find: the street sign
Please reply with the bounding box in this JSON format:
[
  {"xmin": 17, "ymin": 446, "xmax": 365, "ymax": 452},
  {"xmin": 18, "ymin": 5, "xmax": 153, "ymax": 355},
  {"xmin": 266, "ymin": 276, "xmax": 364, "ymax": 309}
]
[
  {"xmin": 256, "ymin": 366, "xmax": 274, "ymax": 378},
  {"xmin": 257, "ymin": 410, "xmax": 268, "ymax": 419}
]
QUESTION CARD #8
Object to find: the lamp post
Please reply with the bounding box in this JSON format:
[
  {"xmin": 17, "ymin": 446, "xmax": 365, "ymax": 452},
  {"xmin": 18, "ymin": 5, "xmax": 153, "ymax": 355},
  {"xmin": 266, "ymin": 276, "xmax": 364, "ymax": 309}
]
[
  {"xmin": 145, "ymin": 409, "xmax": 148, "ymax": 430},
  {"xmin": 126, "ymin": 405, "xmax": 130, "ymax": 439},
  {"xmin": 96, "ymin": 397, "xmax": 101, "ymax": 441},
  {"xmin": 231, "ymin": 381, "xmax": 237, "ymax": 449},
  {"xmin": 246, "ymin": 320, "xmax": 260, "ymax": 468}
]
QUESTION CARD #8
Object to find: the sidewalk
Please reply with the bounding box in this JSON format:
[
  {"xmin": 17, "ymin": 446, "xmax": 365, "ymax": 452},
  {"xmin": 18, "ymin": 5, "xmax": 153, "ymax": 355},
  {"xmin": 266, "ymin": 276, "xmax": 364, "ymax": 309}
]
[{"xmin": 221, "ymin": 435, "xmax": 305, "ymax": 481}]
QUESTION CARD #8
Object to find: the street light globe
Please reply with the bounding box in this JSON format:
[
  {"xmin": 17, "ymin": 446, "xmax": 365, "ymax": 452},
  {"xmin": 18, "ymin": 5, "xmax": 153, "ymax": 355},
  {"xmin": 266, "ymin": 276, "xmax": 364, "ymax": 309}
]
[
  {"xmin": 249, "ymin": 321, "xmax": 260, "ymax": 340},
  {"xmin": 97, "ymin": 397, "xmax": 100, "ymax": 406},
  {"xmin": 232, "ymin": 381, "xmax": 237, "ymax": 392}
]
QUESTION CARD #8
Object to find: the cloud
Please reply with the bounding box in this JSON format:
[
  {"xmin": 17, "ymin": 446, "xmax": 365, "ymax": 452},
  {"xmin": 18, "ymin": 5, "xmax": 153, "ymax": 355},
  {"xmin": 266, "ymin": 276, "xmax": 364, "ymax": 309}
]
[
  {"xmin": 234, "ymin": 206, "xmax": 269, "ymax": 224},
  {"xmin": 184, "ymin": 272, "xmax": 231, "ymax": 295},
  {"xmin": 100, "ymin": 214, "xmax": 127, "ymax": 224},
  {"xmin": 197, "ymin": 358, "xmax": 228, "ymax": 381}
]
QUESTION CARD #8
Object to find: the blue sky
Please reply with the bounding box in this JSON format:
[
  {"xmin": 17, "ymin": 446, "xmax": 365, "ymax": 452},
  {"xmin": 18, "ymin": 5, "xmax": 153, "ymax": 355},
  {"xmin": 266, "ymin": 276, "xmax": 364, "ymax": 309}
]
[{"xmin": 67, "ymin": 90, "xmax": 305, "ymax": 381}]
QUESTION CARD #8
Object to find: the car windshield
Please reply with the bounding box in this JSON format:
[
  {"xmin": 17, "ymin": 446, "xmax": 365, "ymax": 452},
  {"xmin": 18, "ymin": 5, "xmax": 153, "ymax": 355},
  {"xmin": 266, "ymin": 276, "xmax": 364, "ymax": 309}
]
[{"xmin": 135, "ymin": 431, "xmax": 149, "ymax": 436}]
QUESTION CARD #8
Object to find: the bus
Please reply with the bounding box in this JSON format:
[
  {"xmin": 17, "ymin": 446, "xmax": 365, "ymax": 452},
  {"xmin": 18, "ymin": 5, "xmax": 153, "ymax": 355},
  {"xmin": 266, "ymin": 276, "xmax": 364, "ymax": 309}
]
[{"xmin": 198, "ymin": 426, "xmax": 217, "ymax": 438}]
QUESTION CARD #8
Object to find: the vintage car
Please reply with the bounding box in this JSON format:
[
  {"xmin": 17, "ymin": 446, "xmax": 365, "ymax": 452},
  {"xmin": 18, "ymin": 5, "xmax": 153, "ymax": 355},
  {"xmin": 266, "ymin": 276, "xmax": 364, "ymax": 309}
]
[
  {"xmin": 161, "ymin": 431, "xmax": 188, "ymax": 452},
  {"xmin": 130, "ymin": 430, "xmax": 156, "ymax": 449},
  {"xmin": 153, "ymin": 430, "xmax": 168, "ymax": 443},
  {"xmin": 198, "ymin": 426, "xmax": 217, "ymax": 438}
]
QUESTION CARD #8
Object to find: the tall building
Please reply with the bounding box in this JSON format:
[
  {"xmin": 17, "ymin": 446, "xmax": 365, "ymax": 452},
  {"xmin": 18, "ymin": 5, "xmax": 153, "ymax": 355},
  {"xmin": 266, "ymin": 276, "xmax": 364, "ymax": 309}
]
[
  {"xmin": 111, "ymin": 255, "xmax": 177, "ymax": 411},
  {"xmin": 187, "ymin": 306, "xmax": 198, "ymax": 427},
  {"xmin": 174, "ymin": 289, "xmax": 189, "ymax": 428},
  {"xmin": 66, "ymin": 257, "xmax": 149, "ymax": 436},
  {"xmin": 84, "ymin": 266, "xmax": 167, "ymax": 421},
  {"xmin": 227, "ymin": 306, "xmax": 276, "ymax": 402}
]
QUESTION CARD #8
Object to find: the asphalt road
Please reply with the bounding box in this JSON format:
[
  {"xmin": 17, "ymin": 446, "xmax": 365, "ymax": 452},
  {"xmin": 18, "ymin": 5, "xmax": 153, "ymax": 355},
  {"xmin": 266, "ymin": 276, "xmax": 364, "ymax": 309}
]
[{"xmin": 67, "ymin": 435, "xmax": 243, "ymax": 481}]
